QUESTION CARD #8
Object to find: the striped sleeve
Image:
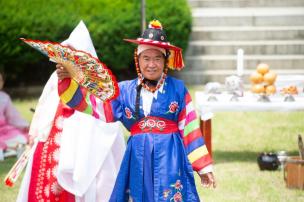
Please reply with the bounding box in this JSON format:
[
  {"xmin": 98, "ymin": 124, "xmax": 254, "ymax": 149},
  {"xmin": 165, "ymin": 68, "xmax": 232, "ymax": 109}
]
[
  {"xmin": 57, "ymin": 78, "xmax": 114, "ymax": 122},
  {"xmin": 178, "ymin": 89, "xmax": 212, "ymax": 171}
]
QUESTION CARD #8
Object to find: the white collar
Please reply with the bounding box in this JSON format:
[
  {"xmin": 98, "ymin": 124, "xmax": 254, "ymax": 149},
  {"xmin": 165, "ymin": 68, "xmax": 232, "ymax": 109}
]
[{"xmin": 139, "ymin": 79, "xmax": 165, "ymax": 116}]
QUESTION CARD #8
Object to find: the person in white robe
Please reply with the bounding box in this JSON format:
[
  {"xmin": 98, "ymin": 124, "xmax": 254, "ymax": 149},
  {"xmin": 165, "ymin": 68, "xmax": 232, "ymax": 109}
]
[{"xmin": 17, "ymin": 20, "xmax": 125, "ymax": 202}]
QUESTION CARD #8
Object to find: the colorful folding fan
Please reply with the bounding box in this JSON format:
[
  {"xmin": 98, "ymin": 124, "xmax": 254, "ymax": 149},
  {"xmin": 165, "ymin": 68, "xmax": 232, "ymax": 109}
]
[{"xmin": 21, "ymin": 38, "xmax": 119, "ymax": 101}]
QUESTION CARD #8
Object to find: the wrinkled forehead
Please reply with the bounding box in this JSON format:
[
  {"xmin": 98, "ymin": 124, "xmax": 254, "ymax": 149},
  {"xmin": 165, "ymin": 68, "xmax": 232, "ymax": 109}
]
[
  {"xmin": 139, "ymin": 48, "xmax": 165, "ymax": 58},
  {"xmin": 137, "ymin": 44, "xmax": 166, "ymax": 56}
]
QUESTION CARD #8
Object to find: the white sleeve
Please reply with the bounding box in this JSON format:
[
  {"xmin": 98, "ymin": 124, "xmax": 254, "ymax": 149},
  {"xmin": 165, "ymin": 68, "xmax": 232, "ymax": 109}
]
[{"xmin": 198, "ymin": 164, "xmax": 213, "ymax": 175}]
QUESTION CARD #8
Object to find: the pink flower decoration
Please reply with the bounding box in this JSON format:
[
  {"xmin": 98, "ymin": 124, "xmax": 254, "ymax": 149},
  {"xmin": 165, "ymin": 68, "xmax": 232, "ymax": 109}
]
[
  {"xmin": 173, "ymin": 192, "xmax": 182, "ymax": 202},
  {"xmin": 146, "ymin": 119, "xmax": 156, "ymax": 128},
  {"xmin": 125, "ymin": 107, "xmax": 133, "ymax": 119},
  {"xmin": 168, "ymin": 101, "xmax": 178, "ymax": 113},
  {"xmin": 174, "ymin": 180, "xmax": 182, "ymax": 190}
]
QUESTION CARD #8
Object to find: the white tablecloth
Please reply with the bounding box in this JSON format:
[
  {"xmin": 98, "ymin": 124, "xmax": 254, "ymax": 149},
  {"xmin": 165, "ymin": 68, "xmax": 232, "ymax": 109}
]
[{"xmin": 195, "ymin": 91, "xmax": 304, "ymax": 121}]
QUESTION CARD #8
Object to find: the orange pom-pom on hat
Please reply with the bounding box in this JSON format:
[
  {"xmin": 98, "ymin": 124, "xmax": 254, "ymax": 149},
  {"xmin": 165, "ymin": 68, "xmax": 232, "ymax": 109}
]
[{"xmin": 149, "ymin": 19, "xmax": 163, "ymax": 29}]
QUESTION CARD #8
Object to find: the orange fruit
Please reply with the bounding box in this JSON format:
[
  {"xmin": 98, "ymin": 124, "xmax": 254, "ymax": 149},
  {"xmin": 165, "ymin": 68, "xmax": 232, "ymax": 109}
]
[
  {"xmin": 265, "ymin": 85, "xmax": 276, "ymax": 95},
  {"xmin": 249, "ymin": 71, "xmax": 263, "ymax": 84},
  {"xmin": 263, "ymin": 71, "xmax": 277, "ymax": 85},
  {"xmin": 251, "ymin": 84, "xmax": 265, "ymax": 94},
  {"xmin": 256, "ymin": 63, "xmax": 269, "ymax": 75}
]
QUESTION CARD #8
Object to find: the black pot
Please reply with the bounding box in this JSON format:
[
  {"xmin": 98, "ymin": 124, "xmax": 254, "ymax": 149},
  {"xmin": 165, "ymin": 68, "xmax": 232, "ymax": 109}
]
[{"xmin": 257, "ymin": 153, "xmax": 280, "ymax": 171}]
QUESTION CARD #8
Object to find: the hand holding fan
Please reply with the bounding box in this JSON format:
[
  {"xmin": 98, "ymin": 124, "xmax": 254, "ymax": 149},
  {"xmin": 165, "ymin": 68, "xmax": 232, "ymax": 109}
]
[{"xmin": 21, "ymin": 38, "xmax": 119, "ymax": 101}]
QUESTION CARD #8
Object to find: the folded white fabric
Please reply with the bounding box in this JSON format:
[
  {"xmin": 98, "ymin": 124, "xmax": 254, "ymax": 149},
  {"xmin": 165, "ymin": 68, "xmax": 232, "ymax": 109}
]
[{"xmin": 57, "ymin": 112, "xmax": 125, "ymax": 198}]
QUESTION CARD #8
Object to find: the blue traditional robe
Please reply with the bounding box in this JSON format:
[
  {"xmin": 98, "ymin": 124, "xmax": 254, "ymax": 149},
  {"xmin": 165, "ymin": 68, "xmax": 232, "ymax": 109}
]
[{"xmin": 58, "ymin": 76, "xmax": 212, "ymax": 202}]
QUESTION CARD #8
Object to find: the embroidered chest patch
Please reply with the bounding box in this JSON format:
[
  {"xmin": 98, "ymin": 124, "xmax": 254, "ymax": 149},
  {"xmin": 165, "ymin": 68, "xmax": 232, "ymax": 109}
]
[{"xmin": 166, "ymin": 101, "xmax": 179, "ymax": 114}]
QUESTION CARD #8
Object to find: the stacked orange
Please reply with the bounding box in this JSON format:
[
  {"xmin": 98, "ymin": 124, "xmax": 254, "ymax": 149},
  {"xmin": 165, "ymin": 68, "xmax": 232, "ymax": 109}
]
[{"xmin": 250, "ymin": 63, "xmax": 277, "ymax": 95}]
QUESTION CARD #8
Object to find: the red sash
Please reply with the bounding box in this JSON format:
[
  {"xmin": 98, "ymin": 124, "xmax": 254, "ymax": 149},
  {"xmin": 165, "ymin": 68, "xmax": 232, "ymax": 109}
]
[{"xmin": 130, "ymin": 116, "xmax": 179, "ymax": 135}]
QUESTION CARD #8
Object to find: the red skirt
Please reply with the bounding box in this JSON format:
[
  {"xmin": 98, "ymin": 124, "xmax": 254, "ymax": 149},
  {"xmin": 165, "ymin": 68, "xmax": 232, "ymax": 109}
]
[{"xmin": 28, "ymin": 103, "xmax": 75, "ymax": 202}]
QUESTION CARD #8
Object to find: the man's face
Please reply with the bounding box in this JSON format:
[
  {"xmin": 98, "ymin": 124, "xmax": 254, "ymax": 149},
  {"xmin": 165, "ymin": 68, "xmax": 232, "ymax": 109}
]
[
  {"xmin": 138, "ymin": 49, "xmax": 165, "ymax": 81},
  {"xmin": 0, "ymin": 74, "xmax": 3, "ymax": 90}
]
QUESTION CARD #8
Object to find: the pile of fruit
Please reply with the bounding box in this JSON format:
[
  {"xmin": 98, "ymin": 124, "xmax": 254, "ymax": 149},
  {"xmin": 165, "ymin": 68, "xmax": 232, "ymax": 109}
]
[
  {"xmin": 280, "ymin": 86, "xmax": 298, "ymax": 95},
  {"xmin": 250, "ymin": 63, "xmax": 277, "ymax": 95}
]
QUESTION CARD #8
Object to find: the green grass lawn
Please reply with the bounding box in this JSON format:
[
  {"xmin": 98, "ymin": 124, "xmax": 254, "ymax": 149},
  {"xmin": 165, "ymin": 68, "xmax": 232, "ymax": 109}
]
[
  {"xmin": 196, "ymin": 111, "xmax": 304, "ymax": 202},
  {"xmin": 0, "ymin": 97, "xmax": 304, "ymax": 201}
]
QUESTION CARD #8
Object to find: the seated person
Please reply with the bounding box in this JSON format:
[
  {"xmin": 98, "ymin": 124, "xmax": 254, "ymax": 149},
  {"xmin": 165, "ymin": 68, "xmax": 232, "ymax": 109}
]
[{"xmin": 0, "ymin": 72, "xmax": 29, "ymax": 160}]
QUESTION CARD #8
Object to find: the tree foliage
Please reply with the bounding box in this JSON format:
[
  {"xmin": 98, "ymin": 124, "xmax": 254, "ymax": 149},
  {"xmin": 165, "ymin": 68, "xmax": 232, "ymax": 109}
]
[{"xmin": 0, "ymin": 0, "xmax": 191, "ymax": 86}]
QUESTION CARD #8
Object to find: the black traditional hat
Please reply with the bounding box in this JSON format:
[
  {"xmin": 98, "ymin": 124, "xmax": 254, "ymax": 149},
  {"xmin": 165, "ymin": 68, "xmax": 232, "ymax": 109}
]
[{"xmin": 124, "ymin": 20, "xmax": 184, "ymax": 70}]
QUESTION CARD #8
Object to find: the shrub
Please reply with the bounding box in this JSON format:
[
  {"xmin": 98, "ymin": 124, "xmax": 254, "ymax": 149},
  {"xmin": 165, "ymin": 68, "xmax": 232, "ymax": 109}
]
[{"xmin": 0, "ymin": 0, "xmax": 191, "ymax": 86}]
